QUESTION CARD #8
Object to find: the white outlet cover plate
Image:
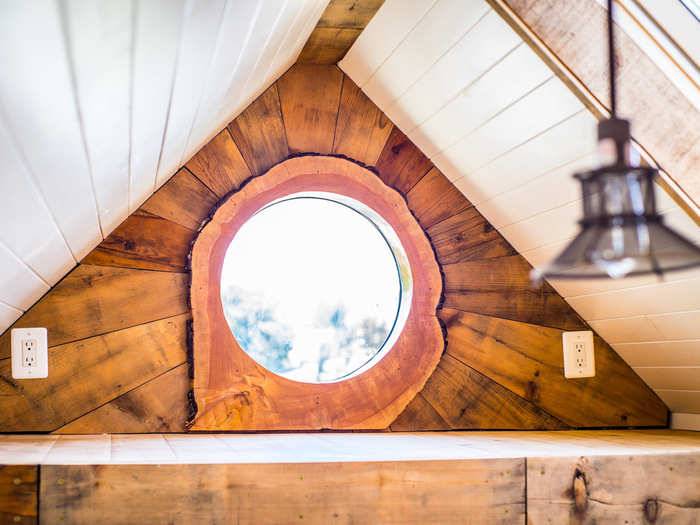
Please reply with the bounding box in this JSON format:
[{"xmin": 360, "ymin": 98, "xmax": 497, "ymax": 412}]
[
  {"xmin": 11, "ymin": 327, "xmax": 48, "ymax": 379},
  {"xmin": 562, "ymin": 330, "xmax": 595, "ymax": 378}
]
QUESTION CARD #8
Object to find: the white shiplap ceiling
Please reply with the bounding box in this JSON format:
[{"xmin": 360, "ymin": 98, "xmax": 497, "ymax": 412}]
[
  {"xmin": 0, "ymin": 0, "xmax": 328, "ymax": 330},
  {"xmin": 339, "ymin": 0, "xmax": 700, "ymax": 421}
]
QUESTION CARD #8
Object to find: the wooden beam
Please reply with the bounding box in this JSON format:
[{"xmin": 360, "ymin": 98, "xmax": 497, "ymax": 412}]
[
  {"xmin": 527, "ymin": 454, "xmax": 700, "ymax": 523},
  {"xmin": 40, "ymin": 459, "xmax": 525, "ymax": 524},
  {"xmin": 0, "ymin": 466, "xmax": 36, "ymax": 525}
]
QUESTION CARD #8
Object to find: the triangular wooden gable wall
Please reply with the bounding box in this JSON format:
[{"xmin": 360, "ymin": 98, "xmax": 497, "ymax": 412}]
[{"xmin": 0, "ymin": 64, "xmax": 666, "ymax": 432}]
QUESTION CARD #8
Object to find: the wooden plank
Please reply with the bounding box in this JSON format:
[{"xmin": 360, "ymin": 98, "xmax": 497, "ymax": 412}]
[
  {"xmin": 141, "ymin": 168, "xmax": 218, "ymax": 231},
  {"xmin": 375, "ymin": 127, "xmax": 433, "ymax": 194},
  {"xmin": 277, "ymin": 64, "xmax": 343, "ymax": 154},
  {"xmin": 426, "ymin": 207, "xmax": 516, "ymax": 265},
  {"xmin": 389, "ymin": 392, "xmax": 450, "ymax": 431},
  {"xmin": 421, "ymin": 354, "xmax": 568, "ymax": 430},
  {"xmin": 81, "ymin": 211, "xmax": 194, "ymax": 272},
  {"xmin": 227, "ymin": 84, "xmax": 289, "ymax": 175},
  {"xmin": 527, "ymin": 454, "xmax": 700, "ymax": 524},
  {"xmin": 317, "ymin": 0, "xmax": 385, "ymax": 28},
  {"xmin": 439, "ymin": 309, "xmax": 668, "ymax": 428},
  {"xmin": 0, "ymin": 265, "xmax": 188, "ymax": 355},
  {"xmin": 442, "ymin": 255, "xmax": 587, "ymax": 330},
  {"xmin": 185, "ymin": 129, "xmax": 251, "ymax": 199},
  {"xmin": 54, "ymin": 364, "xmax": 189, "ymax": 434},
  {"xmin": 406, "ymin": 167, "xmax": 473, "ymax": 230},
  {"xmin": 0, "ymin": 315, "xmax": 188, "ymax": 432},
  {"xmin": 297, "ymin": 27, "xmax": 363, "ymax": 64},
  {"xmin": 0, "ymin": 466, "xmax": 36, "ymax": 525},
  {"xmin": 40, "ymin": 459, "xmax": 524, "ymax": 524},
  {"xmin": 332, "ymin": 74, "xmax": 394, "ymax": 165}
]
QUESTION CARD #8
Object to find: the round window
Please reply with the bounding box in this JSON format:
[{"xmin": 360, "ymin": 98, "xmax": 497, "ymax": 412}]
[{"xmin": 220, "ymin": 192, "xmax": 412, "ymax": 383}]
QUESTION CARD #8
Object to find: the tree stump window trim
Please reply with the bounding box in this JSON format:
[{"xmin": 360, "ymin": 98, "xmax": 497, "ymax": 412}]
[{"xmin": 189, "ymin": 156, "xmax": 443, "ymax": 430}]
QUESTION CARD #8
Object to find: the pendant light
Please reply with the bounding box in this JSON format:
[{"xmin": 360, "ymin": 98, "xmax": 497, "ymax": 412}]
[{"xmin": 533, "ymin": 0, "xmax": 700, "ymax": 281}]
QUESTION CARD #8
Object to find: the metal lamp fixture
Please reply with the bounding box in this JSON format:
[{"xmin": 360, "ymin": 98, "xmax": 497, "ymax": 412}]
[{"xmin": 534, "ymin": 0, "xmax": 700, "ymax": 280}]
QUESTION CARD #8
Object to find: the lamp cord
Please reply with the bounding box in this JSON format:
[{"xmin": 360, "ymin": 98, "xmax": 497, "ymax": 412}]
[{"xmin": 607, "ymin": 0, "xmax": 617, "ymax": 117}]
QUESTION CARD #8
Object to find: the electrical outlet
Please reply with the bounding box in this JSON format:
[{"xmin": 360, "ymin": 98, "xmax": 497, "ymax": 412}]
[
  {"xmin": 11, "ymin": 328, "xmax": 48, "ymax": 379},
  {"xmin": 562, "ymin": 331, "xmax": 595, "ymax": 378}
]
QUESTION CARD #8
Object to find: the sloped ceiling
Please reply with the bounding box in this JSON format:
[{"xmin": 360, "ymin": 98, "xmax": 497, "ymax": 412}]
[
  {"xmin": 338, "ymin": 0, "xmax": 700, "ymax": 418},
  {"xmin": 0, "ymin": 0, "xmax": 328, "ymax": 330}
]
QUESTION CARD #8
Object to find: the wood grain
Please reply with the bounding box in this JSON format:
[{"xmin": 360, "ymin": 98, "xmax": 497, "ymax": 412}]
[
  {"xmin": 0, "ymin": 315, "xmax": 188, "ymax": 432},
  {"xmin": 406, "ymin": 167, "xmax": 473, "ymax": 230},
  {"xmin": 0, "ymin": 466, "xmax": 36, "ymax": 525},
  {"xmin": 0, "ymin": 265, "xmax": 188, "ymax": 355},
  {"xmin": 82, "ymin": 211, "xmax": 194, "ymax": 272},
  {"xmin": 442, "ymin": 255, "xmax": 586, "ymax": 330},
  {"xmin": 503, "ymin": 0, "xmax": 700, "ymax": 208},
  {"xmin": 527, "ymin": 454, "xmax": 700, "ymax": 524},
  {"xmin": 439, "ymin": 309, "xmax": 667, "ymax": 427},
  {"xmin": 333, "ymin": 74, "xmax": 393, "ymax": 165},
  {"xmin": 297, "ymin": 27, "xmax": 363, "ymax": 64},
  {"xmin": 55, "ymin": 364, "xmax": 189, "ymax": 434},
  {"xmin": 389, "ymin": 392, "xmax": 450, "ymax": 431},
  {"xmin": 317, "ymin": 0, "xmax": 385, "ymax": 28},
  {"xmin": 427, "ymin": 207, "xmax": 516, "ymax": 265},
  {"xmin": 421, "ymin": 354, "xmax": 568, "ymax": 429},
  {"xmin": 141, "ymin": 168, "xmax": 218, "ymax": 231},
  {"xmin": 227, "ymin": 84, "xmax": 289, "ymax": 175},
  {"xmin": 190, "ymin": 156, "xmax": 443, "ymax": 430},
  {"xmin": 185, "ymin": 129, "xmax": 251, "ymax": 198},
  {"xmin": 40, "ymin": 459, "xmax": 524, "ymax": 524},
  {"xmin": 375, "ymin": 127, "xmax": 433, "ymax": 194},
  {"xmin": 277, "ymin": 64, "xmax": 343, "ymax": 154}
]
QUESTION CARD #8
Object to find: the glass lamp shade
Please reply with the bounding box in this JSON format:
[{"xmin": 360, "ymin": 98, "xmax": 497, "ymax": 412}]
[{"xmin": 533, "ymin": 166, "xmax": 700, "ymax": 280}]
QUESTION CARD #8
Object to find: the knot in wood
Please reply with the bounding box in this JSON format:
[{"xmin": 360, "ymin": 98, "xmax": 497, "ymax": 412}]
[
  {"xmin": 572, "ymin": 468, "xmax": 588, "ymax": 514},
  {"xmin": 644, "ymin": 498, "xmax": 659, "ymax": 523}
]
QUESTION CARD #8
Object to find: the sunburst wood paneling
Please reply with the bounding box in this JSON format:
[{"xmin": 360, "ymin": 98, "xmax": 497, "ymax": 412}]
[
  {"xmin": 0, "ymin": 1, "xmax": 324, "ymax": 335},
  {"xmin": 0, "ymin": 65, "xmax": 666, "ymax": 432},
  {"xmin": 340, "ymin": 0, "xmax": 698, "ymax": 419}
]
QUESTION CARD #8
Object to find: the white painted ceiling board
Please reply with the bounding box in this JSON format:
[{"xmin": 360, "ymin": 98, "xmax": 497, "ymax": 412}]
[
  {"xmin": 155, "ymin": 0, "xmax": 227, "ymax": 186},
  {"xmin": 408, "ymin": 42, "xmax": 552, "ymax": 159},
  {"xmin": 0, "ymin": 303, "xmax": 22, "ymax": 331},
  {"xmin": 339, "ymin": 0, "xmax": 438, "ymax": 88},
  {"xmin": 129, "ymin": 0, "xmax": 185, "ymax": 211},
  {"xmin": 0, "ymin": 243, "xmax": 49, "ymax": 312},
  {"xmin": 657, "ymin": 391, "xmax": 700, "ymax": 414},
  {"xmin": 361, "ymin": 0, "xmax": 490, "ymax": 110},
  {"xmin": 62, "ymin": 0, "xmax": 133, "ymax": 234},
  {"xmin": 0, "ymin": 119, "xmax": 75, "ymax": 284},
  {"xmin": 614, "ymin": 341, "xmax": 700, "ymax": 367},
  {"xmin": 340, "ymin": 0, "xmax": 700, "ymax": 419},
  {"xmin": 450, "ymin": 110, "xmax": 598, "ymax": 203},
  {"xmin": 634, "ymin": 367, "xmax": 700, "ymax": 391},
  {"xmin": 384, "ymin": 10, "xmax": 521, "ymax": 133},
  {"xmin": 0, "ymin": 0, "xmax": 325, "ymax": 336},
  {"xmin": 0, "ymin": 0, "xmax": 102, "ymax": 261}
]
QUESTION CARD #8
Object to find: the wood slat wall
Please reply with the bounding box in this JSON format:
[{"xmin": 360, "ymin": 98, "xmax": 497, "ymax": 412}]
[{"xmin": 0, "ymin": 64, "xmax": 667, "ymax": 433}]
